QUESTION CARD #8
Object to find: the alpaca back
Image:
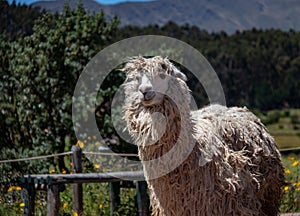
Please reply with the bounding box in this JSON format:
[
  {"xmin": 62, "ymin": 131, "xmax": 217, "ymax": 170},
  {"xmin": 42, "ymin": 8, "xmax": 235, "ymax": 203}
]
[{"xmin": 191, "ymin": 104, "xmax": 284, "ymax": 216}]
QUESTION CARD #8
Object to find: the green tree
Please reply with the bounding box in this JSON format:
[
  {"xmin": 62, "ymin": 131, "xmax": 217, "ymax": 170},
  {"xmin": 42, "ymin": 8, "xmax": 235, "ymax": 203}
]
[{"xmin": 0, "ymin": 3, "xmax": 118, "ymax": 192}]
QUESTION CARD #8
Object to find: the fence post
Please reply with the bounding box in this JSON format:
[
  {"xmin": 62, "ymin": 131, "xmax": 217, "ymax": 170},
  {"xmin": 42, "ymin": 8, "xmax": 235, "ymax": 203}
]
[
  {"xmin": 136, "ymin": 181, "xmax": 149, "ymax": 216},
  {"xmin": 47, "ymin": 184, "xmax": 60, "ymax": 216},
  {"xmin": 22, "ymin": 181, "xmax": 35, "ymax": 216},
  {"xmin": 110, "ymin": 182, "xmax": 120, "ymax": 216},
  {"xmin": 72, "ymin": 145, "xmax": 83, "ymax": 215}
]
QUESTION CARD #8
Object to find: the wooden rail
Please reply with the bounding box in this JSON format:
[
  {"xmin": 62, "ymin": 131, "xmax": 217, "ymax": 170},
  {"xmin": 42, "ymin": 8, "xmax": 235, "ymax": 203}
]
[
  {"xmin": 22, "ymin": 171, "xmax": 147, "ymax": 216},
  {"xmin": 23, "ymin": 171, "xmax": 145, "ymax": 185},
  {"xmin": 21, "ymin": 146, "xmax": 148, "ymax": 216}
]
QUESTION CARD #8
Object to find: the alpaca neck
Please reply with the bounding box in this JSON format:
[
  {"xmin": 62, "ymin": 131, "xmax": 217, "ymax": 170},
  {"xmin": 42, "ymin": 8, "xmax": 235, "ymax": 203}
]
[{"xmin": 138, "ymin": 97, "xmax": 193, "ymax": 160}]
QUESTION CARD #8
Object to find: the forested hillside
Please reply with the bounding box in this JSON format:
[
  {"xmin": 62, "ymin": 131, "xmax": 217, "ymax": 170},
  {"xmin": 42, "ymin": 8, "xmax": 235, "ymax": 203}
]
[
  {"xmin": 0, "ymin": 1, "xmax": 43, "ymax": 40},
  {"xmin": 31, "ymin": 0, "xmax": 300, "ymax": 33},
  {"xmin": 114, "ymin": 23, "xmax": 300, "ymax": 110}
]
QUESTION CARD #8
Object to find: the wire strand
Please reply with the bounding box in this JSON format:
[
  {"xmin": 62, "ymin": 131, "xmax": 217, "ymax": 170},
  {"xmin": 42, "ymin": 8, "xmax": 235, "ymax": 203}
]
[
  {"xmin": 83, "ymin": 151, "xmax": 138, "ymax": 157},
  {"xmin": 0, "ymin": 146, "xmax": 298, "ymax": 164},
  {"xmin": 0, "ymin": 151, "xmax": 72, "ymax": 164}
]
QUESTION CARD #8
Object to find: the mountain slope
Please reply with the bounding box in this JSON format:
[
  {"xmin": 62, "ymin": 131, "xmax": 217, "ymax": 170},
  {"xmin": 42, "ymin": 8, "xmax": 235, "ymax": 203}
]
[
  {"xmin": 31, "ymin": 0, "xmax": 300, "ymax": 33},
  {"xmin": 31, "ymin": 0, "xmax": 101, "ymax": 12}
]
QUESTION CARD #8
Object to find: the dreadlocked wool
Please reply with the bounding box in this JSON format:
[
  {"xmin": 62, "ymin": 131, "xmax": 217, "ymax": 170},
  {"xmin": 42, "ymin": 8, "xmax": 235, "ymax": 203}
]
[{"xmin": 122, "ymin": 56, "xmax": 284, "ymax": 216}]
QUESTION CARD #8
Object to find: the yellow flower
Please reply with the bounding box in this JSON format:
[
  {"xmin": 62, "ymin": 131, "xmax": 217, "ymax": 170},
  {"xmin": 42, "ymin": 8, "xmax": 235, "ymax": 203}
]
[
  {"xmin": 61, "ymin": 168, "xmax": 67, "ymax": 174},
  {"xmin": 284, "ymin": 186, "xmax": 289, "ymax": 191},
  {"xmin": 285, "ymin": 169, "xmax": 291, "ymax": 175},
  {"xmin": 73, "ymin": 212, "xmax": 78, "ymax": 216},
  {"xmin": 294, "ymin": 181, "xmax": 300, "ymax": 186},
  {"xmin": 15, "ymin": 186, "xmax": 22, "ymax": 191},
  {"xmin": 20, "ymin": 203, "xmax": 25, "ymax": 207},
  {"xmin": 94, "ymin": 141, "xmax": 101, "ymax": 147},
  {"xmin": 76, "ymin": 140, "xmax": 84, "ymax": 148},
  {"xmin": 292, "ymin": 160, "xmax": 299, "ymax": 167},
  {"xmin": 94, "ymin": 164, "xmax": 100, "ymax": 169},
  {"xmin": 99, "ymin": 204, "xmax": 103, "ymax": 209},
  {"xmin": 288, "ymin": 156, "xmax": 295, "ymax": 161},
  {"xmin": 7, "ymin": 186, "xmax": 15, "ymax": 192},
  {"xmin": 63, "ymin": 203, "xmax": 68, "ymax": 209},
  {"xmin": 49, "ymin": 169, "xmax": 55, "ymax": 174}
]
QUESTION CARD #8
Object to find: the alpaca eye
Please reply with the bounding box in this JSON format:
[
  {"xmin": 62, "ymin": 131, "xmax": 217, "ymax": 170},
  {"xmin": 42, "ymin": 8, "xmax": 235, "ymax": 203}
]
[
  {"xmin": 127, "ymin": 77, "xmax": 134, "ymax": 82},
  {"xmin": 127, "ymin": 76, "xmax": 139, "ymax": 82},
  {"xmin": 159, "ymin": 73, "xmax": 166, "ymax": 79}
]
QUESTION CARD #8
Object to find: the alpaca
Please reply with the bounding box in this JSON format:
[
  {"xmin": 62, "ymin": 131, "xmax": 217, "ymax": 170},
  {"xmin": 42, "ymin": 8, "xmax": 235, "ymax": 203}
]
[{"xmin": 122, "ymin": 56, "xmax": 284, "ymax": 216}]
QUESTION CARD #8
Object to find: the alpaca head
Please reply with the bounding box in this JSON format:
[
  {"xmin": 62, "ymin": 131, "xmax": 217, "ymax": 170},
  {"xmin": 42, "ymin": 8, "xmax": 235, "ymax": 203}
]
[
  {"xmin": 122, "ymin": 56, "xmax": 188, "ymax": 108},
  {"xmin": 122, "ymin": 56, "xmax": 192, "ymax": 148}
]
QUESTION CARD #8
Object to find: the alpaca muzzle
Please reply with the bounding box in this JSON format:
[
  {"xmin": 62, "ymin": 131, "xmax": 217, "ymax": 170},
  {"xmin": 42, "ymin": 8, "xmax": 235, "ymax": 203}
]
[{"xmin": 143, "ymin": 90, "xmax": 156, "ymax": 101}]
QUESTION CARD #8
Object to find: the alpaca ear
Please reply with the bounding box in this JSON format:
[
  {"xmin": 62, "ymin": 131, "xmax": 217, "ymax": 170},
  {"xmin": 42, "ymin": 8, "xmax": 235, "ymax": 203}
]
[
  {"xmin": 167, "ymin": 63, "xmax": 187, "ymax": 81},
  {"xmin": 173, "ymin": 68, "xmax": 187, "ymax": 81}
]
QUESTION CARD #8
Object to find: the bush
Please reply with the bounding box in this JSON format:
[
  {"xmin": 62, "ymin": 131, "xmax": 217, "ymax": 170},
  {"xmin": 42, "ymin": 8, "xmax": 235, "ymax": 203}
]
[
  {"xmin": 291, "ymin": 115, "xmax": 300, "ymax": 124},
  {"xmin": 261, "ymin": 110, "xmax": 281, "ymax": 125}
]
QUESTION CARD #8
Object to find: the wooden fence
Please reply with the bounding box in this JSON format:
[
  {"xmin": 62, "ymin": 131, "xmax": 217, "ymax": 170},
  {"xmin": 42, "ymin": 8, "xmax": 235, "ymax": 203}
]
[
  {"xmin": 21, "ymin": 146, "xmax": 149, "ymax": 216},
  {"xmin": 19, "ymin": 146, "xmax": 300, "ymax": 216}
]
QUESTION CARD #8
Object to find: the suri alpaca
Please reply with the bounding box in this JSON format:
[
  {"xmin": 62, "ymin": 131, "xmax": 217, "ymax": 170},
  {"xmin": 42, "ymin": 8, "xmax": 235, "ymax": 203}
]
[{"xmin": 122, "ymin": 56, "xmax": 284, "ymax": 216}]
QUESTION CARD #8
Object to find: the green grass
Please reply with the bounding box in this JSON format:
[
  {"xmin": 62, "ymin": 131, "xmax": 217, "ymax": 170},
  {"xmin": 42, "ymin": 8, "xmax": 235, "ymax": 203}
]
[
  {"xmin": 273, "ymin": 135, "xmax": 300, "ymax": 149},
  {"xmin": 263, "ymin": 109, "xmax": 300, "ymax": 149},
  {"xmin": 280, "ymin": 153, "xmax": 300, "ymax": 213}
]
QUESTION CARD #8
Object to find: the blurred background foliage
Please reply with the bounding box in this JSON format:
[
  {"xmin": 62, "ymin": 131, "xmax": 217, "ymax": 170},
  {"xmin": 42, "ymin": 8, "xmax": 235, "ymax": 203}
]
[{"xmin": 0, "ymin": 0, "xmax": 300, "ymax": 214}]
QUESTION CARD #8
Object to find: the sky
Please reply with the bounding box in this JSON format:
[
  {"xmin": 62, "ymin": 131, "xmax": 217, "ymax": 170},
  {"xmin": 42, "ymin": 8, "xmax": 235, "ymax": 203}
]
[{"xmin": 7, "ymin": 0, "xmax": 152, "ymax": 5}]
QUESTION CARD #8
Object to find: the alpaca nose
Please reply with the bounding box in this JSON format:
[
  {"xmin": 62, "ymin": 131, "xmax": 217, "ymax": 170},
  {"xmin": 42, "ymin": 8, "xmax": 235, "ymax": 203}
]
[
  {"xmin": 143, "ymin": 90, "xmax": 156, "ymax": 101},
  {"xmin": 139, "ymin": 74, "xmax": 156, "ymax": 100},
  {"xmin": 139, "ymin": 85, "xmax": 152, "ymax": 94},
  {"xmin": 139, "ymin": 85, "xmax": 156, "ymax": 101}
]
